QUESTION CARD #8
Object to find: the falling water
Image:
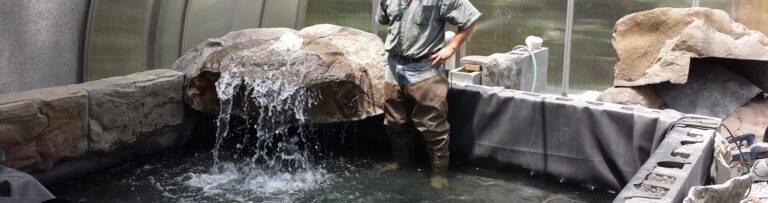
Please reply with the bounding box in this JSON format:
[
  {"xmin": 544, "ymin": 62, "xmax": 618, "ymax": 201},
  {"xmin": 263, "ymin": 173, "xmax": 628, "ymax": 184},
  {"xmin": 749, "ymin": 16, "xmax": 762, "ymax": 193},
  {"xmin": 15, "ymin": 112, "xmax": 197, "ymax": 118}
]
[{"xmin": 182, "ymin": 33, "xmax": 329, "ymax": 198}]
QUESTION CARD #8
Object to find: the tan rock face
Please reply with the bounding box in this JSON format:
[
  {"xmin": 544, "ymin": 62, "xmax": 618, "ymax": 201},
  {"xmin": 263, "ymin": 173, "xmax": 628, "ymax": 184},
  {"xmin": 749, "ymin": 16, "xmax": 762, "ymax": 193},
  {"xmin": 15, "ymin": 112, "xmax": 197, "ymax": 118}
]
[
  {"xmin": 79, "ymin": 69, "xmax": 185, "ymax": 152},
  {"xmin": 722, "ymin": 96, "xmax": 768, "ymax": 141},
  {"xmin": 0, "ymin": 69, "xmax": 185, "ymax": 172},
  {"xmin": 613, "ymin": 7, "xmax": 768, "ymax": 86},
  {"xmin": 0, "ymin": 86, "xmax": 88, "ymax": 171},
  {"xmin": 173, "ymin": 24, "xmax": 386, "ymax": 123},
  {"xmin": 683, "ymin": 174, "xmax": 753, "ymax": 203},
  {"xmin": 596, "ymin": 86, "xmax": 666, "ymax": 109}
]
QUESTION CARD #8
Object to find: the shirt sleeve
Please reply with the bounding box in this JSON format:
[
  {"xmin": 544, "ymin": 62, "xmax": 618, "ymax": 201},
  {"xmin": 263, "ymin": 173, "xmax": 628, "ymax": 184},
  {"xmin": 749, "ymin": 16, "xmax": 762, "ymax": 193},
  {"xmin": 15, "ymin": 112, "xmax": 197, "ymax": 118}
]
[
  {"xmin": 377, "ymin": 1, "xmax": 391, "ymax": 25},
  {"xmin": 440, "ymin": 0, "xmax": 481, "ymax": 29}
]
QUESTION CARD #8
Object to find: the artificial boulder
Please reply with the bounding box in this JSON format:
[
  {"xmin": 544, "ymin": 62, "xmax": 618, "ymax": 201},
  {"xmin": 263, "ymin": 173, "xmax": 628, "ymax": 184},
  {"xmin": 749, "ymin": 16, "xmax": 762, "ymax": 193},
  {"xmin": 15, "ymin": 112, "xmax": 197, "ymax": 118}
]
[
  {"xmin": 722, "ymin": 96, "xmax": 768, "ymax": 141},
  {"xmin": 0, "ymin": 86, "xmax": 88, "ymax": 171},
  {"xmin": 80, "ymin": 69, "xmax": 184, "ymax": 152},
  {"xmin": 596, "ymin": 86, "xmax": 666, "ymax": 109},
  {"xmin": 683, "ymin": 174, "xmax": 752, "ymax": 203},
  {"xmin": 612, "ymin": 7, "xmax": 768, "ymax": 86},
  {"xmin": 173, "ymin": 24, "xmax": 386, "ymax": 123}
]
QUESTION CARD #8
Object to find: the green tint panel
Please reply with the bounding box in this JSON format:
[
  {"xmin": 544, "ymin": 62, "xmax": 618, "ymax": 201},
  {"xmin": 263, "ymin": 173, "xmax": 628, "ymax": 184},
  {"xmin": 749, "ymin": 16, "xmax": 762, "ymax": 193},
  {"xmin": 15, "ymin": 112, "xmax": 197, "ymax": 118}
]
[
  {"xmin": 570, "ymin": 0, "xmax": 691, "ymax": 91},
  {"xmin": 153, "ymin": 0, "xmax": 185, "ymax": 70},
  {"xmin": 262, "ymin": 0, "xmax": 300, "ymax": 28},
  {"xmin": 700, "ymin": 0, "xmax": 734, "ymax": 13},
  {"xmin": 183, "ymin": 0, "xmax": 264, "ymax": 52},
  {"xmin": 87, "ymin": 0, "xmax": 155, "ymax": 81},
  {"xmin": 305, "ymin": 0, "xmax": 372, "ymax": 32}
]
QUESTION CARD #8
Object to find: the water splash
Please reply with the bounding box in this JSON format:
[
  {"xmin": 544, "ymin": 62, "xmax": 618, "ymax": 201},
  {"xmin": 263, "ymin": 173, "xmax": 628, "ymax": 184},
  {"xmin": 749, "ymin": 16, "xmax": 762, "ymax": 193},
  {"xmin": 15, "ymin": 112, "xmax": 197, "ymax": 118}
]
[{"xmin": 185, "ymin": 32, "xmax": 329, "ymax": 198}]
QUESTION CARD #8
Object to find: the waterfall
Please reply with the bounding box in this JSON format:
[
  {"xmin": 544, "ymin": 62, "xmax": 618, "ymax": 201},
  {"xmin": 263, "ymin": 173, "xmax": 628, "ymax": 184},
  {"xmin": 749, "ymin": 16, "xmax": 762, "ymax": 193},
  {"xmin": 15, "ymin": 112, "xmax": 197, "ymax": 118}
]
[{"xmin": 183, "ymin": 33, "xmax": 330, "ymax": 197}]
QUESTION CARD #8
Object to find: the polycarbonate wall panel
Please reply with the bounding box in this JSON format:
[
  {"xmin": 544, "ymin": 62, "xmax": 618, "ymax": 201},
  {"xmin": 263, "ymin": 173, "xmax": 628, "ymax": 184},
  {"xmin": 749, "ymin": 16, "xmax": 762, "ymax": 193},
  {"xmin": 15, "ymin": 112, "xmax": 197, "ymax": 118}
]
[
  {"xmin": 700, "ymin": 0, "xmax": 733, "ymax": 12},
  {"xmin": 183, "ymin": 0, "xmax": 264, "ymax": 52},
  {"xmin": 262, "ymin": 0, "xmax": 301, "ymax": 28},
  {"xmin": 305, "ymin": 0, "xmax": 372, "ymax": 32},
  {"xmin": 0, "ymin": 0, "xmax": 88, "ymax": 94},
  {"xmin": 732, "ymin": 0, "xmax": 768, "ymax": 35},
  {"xmin": 153, "ymin": 0, "xmax": 186, "ymax": 70},
  {"xmin": 569, "ymin": 0, "xmax": 692, "ymax": 91},
  {"xmin": 466, "ymin": 0, "xmax": 567, "ymax": 88},
  {"xmin": 87, "ymin": 0, "xmax": 155, "ymax": 81}
]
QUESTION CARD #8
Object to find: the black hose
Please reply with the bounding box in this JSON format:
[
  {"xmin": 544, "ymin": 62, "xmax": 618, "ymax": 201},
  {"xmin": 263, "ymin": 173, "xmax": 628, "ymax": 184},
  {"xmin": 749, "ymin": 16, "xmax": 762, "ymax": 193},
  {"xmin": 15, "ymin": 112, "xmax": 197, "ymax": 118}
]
[
  {"xmin": 721, "ymin": 123, "xmax": 753, "ymax": 199},
  {"xmin": 722, "ymin": 124, "xmax": 751, "ymax": 170}
]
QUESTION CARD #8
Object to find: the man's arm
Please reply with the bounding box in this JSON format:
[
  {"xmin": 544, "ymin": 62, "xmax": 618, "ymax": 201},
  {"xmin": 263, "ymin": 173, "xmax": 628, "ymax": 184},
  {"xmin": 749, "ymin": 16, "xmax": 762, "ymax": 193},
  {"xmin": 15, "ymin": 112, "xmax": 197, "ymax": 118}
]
[{"xmin": 429, "ymin": 21, "xmax": 476, "ymax": 66}]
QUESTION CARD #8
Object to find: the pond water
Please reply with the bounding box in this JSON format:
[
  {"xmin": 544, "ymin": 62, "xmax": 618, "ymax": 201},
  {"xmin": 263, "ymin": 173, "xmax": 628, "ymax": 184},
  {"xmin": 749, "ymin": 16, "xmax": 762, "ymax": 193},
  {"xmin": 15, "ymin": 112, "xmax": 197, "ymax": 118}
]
[
  {"xmin": 49, "ymin": 32, "xmax": 617, "ymax": 203},
  {"xmin": 49, "ymin": 151, "xmax": 616, "ymax": 203}
]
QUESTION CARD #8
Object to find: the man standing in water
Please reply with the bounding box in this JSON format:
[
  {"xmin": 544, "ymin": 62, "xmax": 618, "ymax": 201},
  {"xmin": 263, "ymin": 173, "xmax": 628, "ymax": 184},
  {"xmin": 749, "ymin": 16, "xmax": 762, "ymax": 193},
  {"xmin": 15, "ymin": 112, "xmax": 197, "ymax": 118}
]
[{"xmin": 376, "ymin": 0, "xmax": 480, "ymax": 189}]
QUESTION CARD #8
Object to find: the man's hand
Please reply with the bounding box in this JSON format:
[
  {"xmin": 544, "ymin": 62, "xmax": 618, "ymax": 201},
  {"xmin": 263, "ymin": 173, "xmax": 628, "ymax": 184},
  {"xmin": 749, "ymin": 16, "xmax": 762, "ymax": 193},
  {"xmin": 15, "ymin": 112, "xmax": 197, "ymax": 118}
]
[
  {"xmin": 429, "ymin": 46, "xmax": 457, "ymax": 67},
  {"xmin": 428, "ymin": 21, "xmax": 477, "ymax": 67}
]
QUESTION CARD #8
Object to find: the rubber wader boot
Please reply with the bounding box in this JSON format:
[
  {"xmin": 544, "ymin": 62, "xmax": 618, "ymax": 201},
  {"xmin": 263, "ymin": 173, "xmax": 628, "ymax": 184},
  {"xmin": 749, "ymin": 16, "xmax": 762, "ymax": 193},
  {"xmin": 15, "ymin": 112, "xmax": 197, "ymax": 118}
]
[
  {"xmin": 430, "ymin": 156, "xmax": 449, "ymax": 189},
  {"xmin": 375, "ymin": 150, "xmax": 414, "ymax": 173}
]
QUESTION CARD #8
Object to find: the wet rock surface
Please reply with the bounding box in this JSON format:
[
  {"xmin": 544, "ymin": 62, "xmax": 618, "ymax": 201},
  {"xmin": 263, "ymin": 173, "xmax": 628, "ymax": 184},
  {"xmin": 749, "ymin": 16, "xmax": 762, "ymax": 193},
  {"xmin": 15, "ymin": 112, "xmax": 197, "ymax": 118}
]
[
  {"xmin": 173, "ymin": 24, "xmax": 386, "ymax": 123},
  {"xmin": 596, "ymin": 86, "xmax": 666, "ymax": 109},
  {"xmin": 0, "ymin": 86, "xmax": 88, "ymax": 171},
  {"xmin": 79, "ymin": 69, "xmax": 184, "ymax": 152},
  {"xmin": 612, "ymin": 7, "xmax": 768, "ymax": 87}
]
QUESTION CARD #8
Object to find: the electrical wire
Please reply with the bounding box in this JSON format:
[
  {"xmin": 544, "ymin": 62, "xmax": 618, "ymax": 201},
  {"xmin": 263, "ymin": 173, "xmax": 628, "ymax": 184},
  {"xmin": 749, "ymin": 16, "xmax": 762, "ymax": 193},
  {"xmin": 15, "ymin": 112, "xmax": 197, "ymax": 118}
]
[
  {"xmin": 721, "ymin": 123, "xmax": 752, "ymax": 199},
  {"xmin": 722, "ymin": 124, "xmax": 752, "ymax": 171}
]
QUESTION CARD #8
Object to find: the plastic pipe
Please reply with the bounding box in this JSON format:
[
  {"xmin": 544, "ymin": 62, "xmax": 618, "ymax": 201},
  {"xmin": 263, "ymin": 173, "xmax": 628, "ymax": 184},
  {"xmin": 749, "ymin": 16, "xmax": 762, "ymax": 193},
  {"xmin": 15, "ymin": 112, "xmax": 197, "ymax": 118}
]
[{"xmin": 513, "ymin": 45, "xmax": 538, "ymax": 92}]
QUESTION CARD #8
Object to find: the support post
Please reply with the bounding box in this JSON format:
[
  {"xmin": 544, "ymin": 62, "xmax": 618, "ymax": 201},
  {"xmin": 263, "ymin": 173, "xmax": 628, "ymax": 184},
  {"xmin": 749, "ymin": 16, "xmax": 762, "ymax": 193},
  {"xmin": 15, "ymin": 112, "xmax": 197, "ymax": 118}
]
[{"xmin": 562, "ymin": 0, "xmax": 574, "ymax": 96}]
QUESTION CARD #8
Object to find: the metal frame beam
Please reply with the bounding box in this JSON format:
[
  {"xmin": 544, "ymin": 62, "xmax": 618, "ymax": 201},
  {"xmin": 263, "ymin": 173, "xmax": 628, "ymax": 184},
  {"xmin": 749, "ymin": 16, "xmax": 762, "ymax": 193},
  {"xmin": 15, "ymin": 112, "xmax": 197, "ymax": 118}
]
[
  {"xmin": 81, "ymin": 0, "xmax": 97, "ymax": 82},
  {"xmin": 561, "ymin": 0, "xmax": 575, "ymax": 96},
  {"xmin": 296, "ymin": 0, "xmax": 308, "ymax": 29},
  {"xmin": 372, "ymin": 0, "xmax": 379, "ymax": 34}
]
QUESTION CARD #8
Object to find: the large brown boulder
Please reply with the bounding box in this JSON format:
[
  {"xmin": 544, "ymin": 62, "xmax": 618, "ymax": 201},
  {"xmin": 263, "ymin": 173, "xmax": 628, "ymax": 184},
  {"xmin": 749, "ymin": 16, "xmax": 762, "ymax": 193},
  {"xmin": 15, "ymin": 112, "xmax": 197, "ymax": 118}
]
[
  {"xmin": 596, "ymin": 86, "xmax": 666, "ymax": 109},
  {"xmin": 0, "ymin": 86, "xmax": 88, "ymax": 171},
  {"xmin": 722, "ymin": 96, "xmax": 768, "ymax": 141},
  {"xmin": 173, "ymin": 24, "xmax": 386, "ymax": 123},
  {"xmin": 613, "ymin": 7, "xmax": 768, "ymax": 86}
]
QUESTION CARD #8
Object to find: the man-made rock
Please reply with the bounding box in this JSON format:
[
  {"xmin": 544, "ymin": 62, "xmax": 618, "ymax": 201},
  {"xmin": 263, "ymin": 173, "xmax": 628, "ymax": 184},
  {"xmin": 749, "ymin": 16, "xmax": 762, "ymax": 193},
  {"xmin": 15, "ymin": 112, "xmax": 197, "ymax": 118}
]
[
  {"xmin": 613, "ymin": 7, "xmax": 768, "ymax": 86},
  {"xmin": 596, "ymin": 86, "xmax": 666, "ymax": 109},
  {"xmin": 0, "ymin": 86, "xmax": 88, "ymax": 171},
  {"xmin": 79, "ymin": 69, "xmax": 184, "ymax": 152},
  {"xmin": 722, "ymin": 96, "xmax": 768, "ymax": 141},
  {"xmin": 173, "ymin": 24, "xmax": 386, "ymax": 123},
  {"xmin": 683, "ymin": 174, "xmax": 752, "ymax": 203}
]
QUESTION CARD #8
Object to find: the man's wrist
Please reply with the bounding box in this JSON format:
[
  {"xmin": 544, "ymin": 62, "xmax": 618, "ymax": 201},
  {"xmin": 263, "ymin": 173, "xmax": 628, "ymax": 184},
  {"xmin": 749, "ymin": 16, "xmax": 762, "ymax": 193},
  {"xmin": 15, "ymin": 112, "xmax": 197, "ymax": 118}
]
[{"xmin": 445, "ymin": 44, "xmax": 458, "ymax": 51}]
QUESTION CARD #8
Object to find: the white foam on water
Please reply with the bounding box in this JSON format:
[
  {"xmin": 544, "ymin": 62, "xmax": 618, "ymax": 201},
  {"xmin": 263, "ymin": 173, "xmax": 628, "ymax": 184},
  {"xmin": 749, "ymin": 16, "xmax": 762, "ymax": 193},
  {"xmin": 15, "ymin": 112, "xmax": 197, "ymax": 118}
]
[
  {"xmin": 182, "ymin": 162, "xmax": 330, "ymax": 200},
  {"xmin": 270, "ymin": 33, "xmax": 304, "ymax": 53}
]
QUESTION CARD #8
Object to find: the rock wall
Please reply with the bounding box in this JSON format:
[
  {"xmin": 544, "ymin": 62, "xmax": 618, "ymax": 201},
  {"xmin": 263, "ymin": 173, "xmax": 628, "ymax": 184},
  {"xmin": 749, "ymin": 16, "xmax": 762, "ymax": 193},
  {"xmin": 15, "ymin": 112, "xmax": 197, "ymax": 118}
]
[
  {"xmin": 80, "ymin": 70, "xmax": 184, "ymax": 152},
  {"xmin": 612, "ymin": 7, "xmax": 768, "ymax": 87},
  {"xmin": 0, "ymin": 69, "xmax": 184, "ymax": 172},
  {"xmin": 0, "ymin": 86, "xmax": 88, "ymax": 171}
]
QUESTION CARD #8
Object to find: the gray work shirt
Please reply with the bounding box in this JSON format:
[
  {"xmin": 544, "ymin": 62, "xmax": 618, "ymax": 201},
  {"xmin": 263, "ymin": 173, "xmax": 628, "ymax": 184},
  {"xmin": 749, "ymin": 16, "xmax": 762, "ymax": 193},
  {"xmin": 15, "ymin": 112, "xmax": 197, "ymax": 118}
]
[
  {"xmin": 378, "ymin": 0, "xmax": 481, "ymax": 85},
  {"xmin": 378, "ymin": 0, "xmax": 481, "ymax": 59}
]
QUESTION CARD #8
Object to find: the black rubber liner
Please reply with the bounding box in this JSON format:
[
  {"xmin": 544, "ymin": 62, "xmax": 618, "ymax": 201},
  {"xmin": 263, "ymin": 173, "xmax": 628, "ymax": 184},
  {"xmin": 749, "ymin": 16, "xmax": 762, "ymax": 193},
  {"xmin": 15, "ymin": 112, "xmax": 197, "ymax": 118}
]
[{"xmin": 446, "ymin": 83, "xmax": 714, "ymax": 195}]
